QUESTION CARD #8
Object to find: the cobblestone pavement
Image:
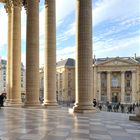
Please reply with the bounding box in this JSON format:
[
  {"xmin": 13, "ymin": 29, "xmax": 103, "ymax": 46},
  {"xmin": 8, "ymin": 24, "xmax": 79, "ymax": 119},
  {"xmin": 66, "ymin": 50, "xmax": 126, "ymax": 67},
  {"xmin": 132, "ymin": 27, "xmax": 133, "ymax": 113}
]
[{"xmin": 0, "ymin": 107, "xmax": 140, "ymax": 140}]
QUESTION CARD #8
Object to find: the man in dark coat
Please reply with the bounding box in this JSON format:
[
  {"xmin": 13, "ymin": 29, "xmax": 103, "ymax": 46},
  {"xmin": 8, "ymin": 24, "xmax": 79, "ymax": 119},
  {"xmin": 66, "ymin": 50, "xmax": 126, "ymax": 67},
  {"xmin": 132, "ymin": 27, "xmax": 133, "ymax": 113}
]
[{"xmin": 0, "ymin": 93, "xmax": 6, "ymax": 107}]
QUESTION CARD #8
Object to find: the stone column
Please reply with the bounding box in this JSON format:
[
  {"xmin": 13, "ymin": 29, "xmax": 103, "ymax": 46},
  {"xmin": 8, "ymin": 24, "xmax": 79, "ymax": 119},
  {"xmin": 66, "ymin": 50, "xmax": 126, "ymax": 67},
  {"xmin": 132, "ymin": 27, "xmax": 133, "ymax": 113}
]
[
  {"xmin": 130, "ymin": 70, "xmax": 140, "ymax": 121},
  {"xmin": 24, "ymin": 0, "xmax": 40, "ymax": 106},
  {"xmin": 4, "ymin": 0, "xmax": 13, "ymax": 103},
  {"xmin": 97, "ymin": 72, "xmax": 101, "ymax": 102},
  {"xmin": 121, "ymin": 71, "xmax": 125, "ymax": 103},
  {"xmin": 93, "ymin": 66, "xmax": 97, "ymax": 99},
  {"xmin": 132, "ymin": 71, "xmax": 136, "ymax": 103},
  {"xmin": 10, "ymin": 0, "xmax": 22, "ymax": 105},
  {"xmin": 43, "ymin": 0, "xmax": 57, "ymax": 106},
  {"xmin": 72, "ymin": 0, "xmax": 94, "ymax": 112},
  {"xmin": 107, "ymin": 71, "xmax": 111, "ymax": 102}
]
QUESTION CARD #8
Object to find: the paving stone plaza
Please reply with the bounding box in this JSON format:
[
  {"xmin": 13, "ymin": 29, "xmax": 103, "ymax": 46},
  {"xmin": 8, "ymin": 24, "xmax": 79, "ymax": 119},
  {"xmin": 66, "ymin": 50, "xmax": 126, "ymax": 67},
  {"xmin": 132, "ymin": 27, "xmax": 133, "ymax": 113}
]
[{"xmin": 0, "ymin": 107, "xmax": 140, "ymax": 140}]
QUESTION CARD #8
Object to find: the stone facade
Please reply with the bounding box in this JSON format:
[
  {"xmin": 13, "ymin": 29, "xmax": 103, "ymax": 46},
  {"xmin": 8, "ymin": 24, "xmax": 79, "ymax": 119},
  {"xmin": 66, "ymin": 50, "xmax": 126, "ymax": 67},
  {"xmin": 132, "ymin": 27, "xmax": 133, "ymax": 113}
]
[
  {"xmin": 39, "ymin": 58, "xmax": 75, "ymax": 104},
  {"xmin": 0, "ymin": 0, "xmax": 94, "ymax": 111},
  {"xmin": 0, "ymin": 59, "xmax": 26, "ymax": 97},
  {"xmin": 56, "ymin": 58, "xmax": 75, "ymax": 104},
  {"xmin": 94, "ymin": 57, "xmax": 140, "ymax": 104},
  {"xmin": 39, "ymin": 57, "xmax": 140, "ymax": 105}
]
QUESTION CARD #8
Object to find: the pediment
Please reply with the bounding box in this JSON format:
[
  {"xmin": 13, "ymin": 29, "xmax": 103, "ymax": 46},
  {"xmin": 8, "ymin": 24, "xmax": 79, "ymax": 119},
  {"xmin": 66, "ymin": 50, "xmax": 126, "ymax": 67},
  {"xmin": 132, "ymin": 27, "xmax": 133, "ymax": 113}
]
[{"xmin": 97, "ymin": 57, "xmax": 138, "ymax": 66}]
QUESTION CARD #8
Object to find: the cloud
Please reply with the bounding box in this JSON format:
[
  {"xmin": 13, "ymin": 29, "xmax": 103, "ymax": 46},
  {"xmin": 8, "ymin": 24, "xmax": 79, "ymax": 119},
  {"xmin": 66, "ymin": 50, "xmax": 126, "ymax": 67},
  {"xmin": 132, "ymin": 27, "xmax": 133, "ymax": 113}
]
[
  {"xmin": 0, "ymin": 7, "xmax": 8, "ymax": 46},
  {"xmin": 93, "ymin": 35, "xmax": 140, "ymax": 55},
  {"xmin": 93, "ymin": 0, "xmax": 140, "ymax": 27},
  {"xmin": 57, "ymin": 46, "xmax": 75, "ymax": 62},
  {"xmin": 56, "ymin": 0, "xmax": 75, "ymax": 22},
  {"xmin": 57, "ymin": 22, "xmax": 75, "ymax": 42}
]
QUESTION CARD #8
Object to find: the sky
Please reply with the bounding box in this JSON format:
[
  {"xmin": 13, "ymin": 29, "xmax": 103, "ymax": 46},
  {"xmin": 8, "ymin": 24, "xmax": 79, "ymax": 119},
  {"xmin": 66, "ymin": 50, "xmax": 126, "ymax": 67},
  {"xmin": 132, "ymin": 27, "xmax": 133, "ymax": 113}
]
[{"xmin": 0, "ymin": 0, "xmax": 140, "ymax": 66}]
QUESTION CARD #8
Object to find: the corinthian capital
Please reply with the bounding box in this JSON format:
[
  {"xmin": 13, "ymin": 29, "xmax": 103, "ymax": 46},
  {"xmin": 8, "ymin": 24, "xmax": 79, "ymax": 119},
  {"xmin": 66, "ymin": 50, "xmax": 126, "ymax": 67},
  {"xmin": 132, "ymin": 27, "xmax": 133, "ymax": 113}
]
[
  {"xmin": 12, "ymin": 0, "xmax": 22, "ymax": 8},
  {"xmin": 4, "ymin": 0, "xmax": 13, "ymax": 13}
]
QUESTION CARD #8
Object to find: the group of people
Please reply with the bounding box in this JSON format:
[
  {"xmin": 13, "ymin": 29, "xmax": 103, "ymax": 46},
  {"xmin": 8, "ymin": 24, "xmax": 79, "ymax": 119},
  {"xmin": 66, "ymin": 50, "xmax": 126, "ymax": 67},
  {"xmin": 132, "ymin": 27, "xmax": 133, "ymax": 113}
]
[
  {"xmin": 93, "ymin": 99, "xmax": 139, "ymax": 113},
  {"xmin": 0, "ymin": 93, "xmax": 6, "ymax": 108},
  {"xmin": 107, "ymin": 102, "xmax": 139, "ymax": 113}
]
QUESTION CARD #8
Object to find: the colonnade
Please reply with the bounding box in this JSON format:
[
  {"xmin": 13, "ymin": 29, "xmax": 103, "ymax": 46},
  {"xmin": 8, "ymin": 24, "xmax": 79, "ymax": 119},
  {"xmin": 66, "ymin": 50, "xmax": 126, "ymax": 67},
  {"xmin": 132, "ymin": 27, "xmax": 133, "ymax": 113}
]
[
  {"xmin": 2, "ymin": 0, "xmax": 94, "ymax": 112},
  {"xmin": 97, "ymin": 71, "xmax": 137, "ymax": 103}
]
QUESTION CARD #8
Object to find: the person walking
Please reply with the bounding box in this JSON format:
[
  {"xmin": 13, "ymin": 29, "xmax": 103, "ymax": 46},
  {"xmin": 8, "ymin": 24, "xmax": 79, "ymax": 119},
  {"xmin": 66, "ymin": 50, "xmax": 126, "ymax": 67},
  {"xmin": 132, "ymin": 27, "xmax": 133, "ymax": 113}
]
[{"xmin": 0, "ymin": 93, "xmax": 6, "ymax": 107}]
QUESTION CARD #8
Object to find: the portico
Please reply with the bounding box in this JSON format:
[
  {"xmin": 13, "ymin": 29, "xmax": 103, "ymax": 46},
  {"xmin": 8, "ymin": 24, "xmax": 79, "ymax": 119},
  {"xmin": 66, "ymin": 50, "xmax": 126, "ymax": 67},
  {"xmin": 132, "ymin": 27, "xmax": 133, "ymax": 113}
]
[
  {"xmin": 0, "ymin": 0, "xmax": 95, "ymax": 112},
  {"xmin": 94, "ymin": 58, "xmax": 139, "ymax": 104}
]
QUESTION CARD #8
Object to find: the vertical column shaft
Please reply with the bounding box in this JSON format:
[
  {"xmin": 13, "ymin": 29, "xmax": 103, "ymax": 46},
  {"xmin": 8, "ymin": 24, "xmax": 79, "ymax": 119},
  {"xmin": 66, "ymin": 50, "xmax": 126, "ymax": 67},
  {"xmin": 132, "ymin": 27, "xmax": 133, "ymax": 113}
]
[
  {"xmin": 132, "ymin": 71, "xmax": 136, "ymax": 103},
  {"xmin": 107, "ymin": 72, "xmax": 111, "ymax": 102},
  {"xmin": 25, "ymin": 0, "xmax": 40, "ymax": 106},
  {"xmin": 73, "ymin": 0, "xmax": 94, "ymax": 112},
  {"xmin": 121, "ymin": 71, "xmax": 125, "ymax": 103},
  {"xmin": 93, "ymin": 67, "xmax": 97, "ymax": 99},
  {"xmin": 44, "ymin": 0, "xmax": 57, "ymax": 106},
  {"xmin": 5, "ymin": 1, "xmax": 13, "ymax": 103},
  {"xmin": 10, "ymin": 0, "xmax": 22, "ymax": 104},
  {"xmin": 97, "ymin": 72, "xmax": 101, "ymax": 102}
]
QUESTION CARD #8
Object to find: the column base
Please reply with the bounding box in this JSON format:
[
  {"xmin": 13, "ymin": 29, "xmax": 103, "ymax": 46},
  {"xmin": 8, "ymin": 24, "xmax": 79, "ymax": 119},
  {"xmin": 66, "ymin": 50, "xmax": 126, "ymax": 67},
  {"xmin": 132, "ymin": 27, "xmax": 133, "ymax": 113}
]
[
  {"xmin": 6, "ymin": 99, "xmax": 22, "ymax": 107},
  {"xmin": 129, "ymin": 115, "xmax": 140, "ymax": 121},
  {"xmin": 43, "ymin": 100, "xmax": 58, "ymax": 107},
  {"xmin": 23, "ymin": 101, "xmax": 41, "ymax": 108},
  {"xmin": 69, "ymin": 103, "xmax": 97, "ymax": 113},
  {"xmin": 129, "ymin": 107, "xmax": 140, "ymax": 121}
]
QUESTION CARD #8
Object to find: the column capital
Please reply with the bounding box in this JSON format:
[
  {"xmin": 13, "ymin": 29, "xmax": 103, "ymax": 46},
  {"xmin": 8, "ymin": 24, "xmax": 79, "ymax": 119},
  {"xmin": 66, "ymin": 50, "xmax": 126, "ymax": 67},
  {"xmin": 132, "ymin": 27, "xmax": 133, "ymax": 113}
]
[
  {"xmin": 132, "ymin": 70, "xmax": 136, "ymax": 73},
  {"xmin": 44, "ymin": 0, "xmax": 55, "ymax": 8},
  {"xmin": 12, "ymin": 0, "xmax": 22, "ymax": 8},
  {"xmin": 23, "ymin": 0, "xmax": 40, "ymax": 13},
  {"xmin": 107, "ymin": 71, "xmax": 111, "ymax": 74},
  {"xmin": 4, "ymin": 0, "xmax": 12, "ymax": 13},
  {"xmin": 97, "ymin": 71, "xmax": 101, "ymax": 74},
  {"xmin": 121, "ymin": 71, "xmax": 125, "ymax": 74}
]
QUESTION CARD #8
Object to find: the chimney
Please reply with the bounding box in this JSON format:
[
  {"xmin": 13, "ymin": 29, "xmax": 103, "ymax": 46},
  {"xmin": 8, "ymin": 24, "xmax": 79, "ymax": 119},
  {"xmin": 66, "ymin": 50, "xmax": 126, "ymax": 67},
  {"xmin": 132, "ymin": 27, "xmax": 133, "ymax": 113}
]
[
  {"xmin": 134, "ymin": 53, "xmax": 136, "ymax": 59},
  {"xmin": 94, "ymin": 55, "xmax": 96, "ymax": 60}
]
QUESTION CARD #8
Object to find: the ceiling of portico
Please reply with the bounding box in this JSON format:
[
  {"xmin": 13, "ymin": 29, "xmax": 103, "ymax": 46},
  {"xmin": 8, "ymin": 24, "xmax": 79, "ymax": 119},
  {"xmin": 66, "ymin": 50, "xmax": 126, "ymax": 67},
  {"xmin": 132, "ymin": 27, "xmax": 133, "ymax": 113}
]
[
  {"xmin": 96, "ymin": 57, "xmax": 139, "ymax": 66},
  {"xmin": 0, "ymin": 0, "xmax": 6, "ymax": 3}
]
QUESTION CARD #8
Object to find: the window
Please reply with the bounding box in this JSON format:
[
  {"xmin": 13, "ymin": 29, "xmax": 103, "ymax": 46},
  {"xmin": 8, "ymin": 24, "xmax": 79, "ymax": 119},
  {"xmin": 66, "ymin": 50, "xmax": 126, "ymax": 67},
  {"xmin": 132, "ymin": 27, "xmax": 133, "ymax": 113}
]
[
  {"xmin": 21, "ymin": 77, "xmax": 23, "ymax": 82},
  {"xmin": 112, "ymin": 77, "xmax": 118, "ymax": 87},
  {"xmin": 3, "ymin": 76, "xmax": 6, "ymax": 81},
  {"xmin": 126, "ymin": 80, "xmax": 130, "ymax": 87},
  {"xmin": 3, "ymin": 71, "xmax": 6, "ymax": 75}
]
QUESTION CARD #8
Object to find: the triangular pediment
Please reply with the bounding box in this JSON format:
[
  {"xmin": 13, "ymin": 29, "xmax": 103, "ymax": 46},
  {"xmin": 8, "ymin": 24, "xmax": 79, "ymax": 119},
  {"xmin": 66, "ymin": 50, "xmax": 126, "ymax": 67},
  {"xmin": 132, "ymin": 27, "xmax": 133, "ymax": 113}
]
[{"xmin": 96, "ymin": 57, "xmax": 138, "ymax": 66}]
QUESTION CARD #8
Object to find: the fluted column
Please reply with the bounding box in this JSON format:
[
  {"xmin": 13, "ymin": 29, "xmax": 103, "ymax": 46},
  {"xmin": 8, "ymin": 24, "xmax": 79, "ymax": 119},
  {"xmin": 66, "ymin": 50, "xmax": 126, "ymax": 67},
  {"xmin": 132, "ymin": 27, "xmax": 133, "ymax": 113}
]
[
  {"xmin": 97, "ymin": 72, "xmax": 101, "ymax": 102},
  {"xmin": 132, "ymin": 71, "xmax": 136, "ymax": 103},
  {"xmin": 93, "ymin": 66, "xmax": 97, "ymax": 99},
  {"xmin": 24, "ymin": 0, "xmax": 40, "ymax": 106},
  {"xmin": 121, "ymin": 71, "xmax": 125, "ymax": 103},
  {"xmin": 107, "ymin": 71, "xmax": 111, "ymax": 102},
  {"xmin": 10, "ymin": 0, "xmax": 22, "ymax": 105},
  {"xmin": 72, "ymin": 0, "xmax": 94, "ymax": 112},
  {"xmin": 43, "ymin": 0, "xmax": 57, "ymax": 106},
  {"xmin": 5, "ymin": 0, "xmax": 13, "ymax": 103}
]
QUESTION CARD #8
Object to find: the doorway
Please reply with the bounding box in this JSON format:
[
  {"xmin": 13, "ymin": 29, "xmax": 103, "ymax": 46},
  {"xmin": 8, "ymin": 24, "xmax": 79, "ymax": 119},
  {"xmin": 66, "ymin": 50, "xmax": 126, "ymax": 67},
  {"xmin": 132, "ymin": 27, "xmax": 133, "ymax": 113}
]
[{"xmin": 112, "ymin": 92, "xmax": 119, "ymax": 103}]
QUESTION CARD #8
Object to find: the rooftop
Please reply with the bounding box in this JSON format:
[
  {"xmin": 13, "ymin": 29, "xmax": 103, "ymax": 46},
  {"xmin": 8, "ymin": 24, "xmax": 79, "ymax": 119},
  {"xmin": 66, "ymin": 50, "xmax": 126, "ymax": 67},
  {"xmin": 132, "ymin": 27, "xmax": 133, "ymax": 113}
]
[{"xmin": 56, "ymin": 58, "xmax": 75, "ymax": 67}]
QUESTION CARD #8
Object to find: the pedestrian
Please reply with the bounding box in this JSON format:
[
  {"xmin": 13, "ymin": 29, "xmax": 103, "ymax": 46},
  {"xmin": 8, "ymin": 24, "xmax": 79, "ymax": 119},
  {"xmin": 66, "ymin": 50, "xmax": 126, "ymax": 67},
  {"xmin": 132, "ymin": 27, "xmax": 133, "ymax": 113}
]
[
  {"xmin": 132, "ymin": 103, "xmax": 136, "ymax": 112},
  {"xmin": 98, "ymin": 104, "xmax": 102, "ymax": 111},
  {"xmin": 116, "ymin": 103, "xmax": 119, "ymax": 112},
  {"xmin": 93, "ymin": 99, "xmax": 97, "ymax": 107},
  {"xmin": 120, "ymin": 104, "xmax": 124, "ymax": 113},
  {"xmin": 0, "ymin": 93, "xmax": 6, "ymax": 107}
]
